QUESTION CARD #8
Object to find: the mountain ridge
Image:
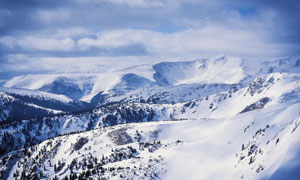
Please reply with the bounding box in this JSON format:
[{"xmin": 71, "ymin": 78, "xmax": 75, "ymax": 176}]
[{"xmin": 0, "ymin": 55, "xmax": 300, "ymax": 180}]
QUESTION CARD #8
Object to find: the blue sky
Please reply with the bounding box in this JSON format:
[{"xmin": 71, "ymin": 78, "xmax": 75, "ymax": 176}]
[{"xmin": 0, "ymin": 0, "xmax": 299, "ymax": 79}]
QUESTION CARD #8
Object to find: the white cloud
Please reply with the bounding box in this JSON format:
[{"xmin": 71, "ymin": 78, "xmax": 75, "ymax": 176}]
[
  {"xmin": 77, "ymin": 26, "xmax": 287, "ymax": 57},
  {"xmin": 0, "ymin": 23, "xmax": 291, "ymax": 57},
  {"xmin": 0, "ymin": 37, "xmax": 17, "ymax": 49},
  {"xmin": 1, "ymin": 0, "xmax": 299, "ymax": 78},
  {"xmin": 36, "ymin": 9, "xmax": 71, "ymax": 24},
  {"xmin": 76, "ymin": 0, "xmax": 166, "ymax": 7},
  {"xmin": 109, "ymin": 0, "xmax": 164, "ymax": 7},
  {"xmin": 0, "ymin": 37, "xmax": 75, "ymax": 51},
  {"xmin": 53, "ymin": 28, "xmax": 91, "ymax": 38},
  {"xmin": 2, "ymin": 54, "xmax": 156, "ymax": 74}
]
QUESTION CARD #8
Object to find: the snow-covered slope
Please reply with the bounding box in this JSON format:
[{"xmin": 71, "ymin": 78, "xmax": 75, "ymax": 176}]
[
  {"xmin": 0, "ymin": 91, "xmax": 62, "ymax": 122},
  {"xmin": 0, "ymin": 87, "xmax": 90, "ymax": 122},
  {"xmin": 3, "ymin": 56, "xmax": 299, "ymax": 104},
  {"xmin": 3, "ymin": 71, "xmax": 157, "ymax": 102},
  {"xmin": 3, "ymin": 74, "xmax": 99, "ymax": 101},
  {"xmin": 0, "ymin": 55, "xmax": 300, "ymax": 180},
  {"xmin": 106, "ymin": 83, "xmax": 241, "ymax": 104},
  {"xmin": 0, "ymin": 71, "xmax": 298, "ymax": 152},
  {"xmin": 153, "ymin": 55, "xmax": 247, "ymax": 86},
  {"xmin": 259, "ymin": 56, "xmax": 300, "ymax": 74},
  {"xmin": 2, "ymin": 99, "xmax": 300, "ymax": 180},
  {"xmin": 0, "ymin": 87, "xmax": 72, "ymax": 103},
  {"xmin": 2, "ymin": 55, "xmax": 249, "ymax": 102}
]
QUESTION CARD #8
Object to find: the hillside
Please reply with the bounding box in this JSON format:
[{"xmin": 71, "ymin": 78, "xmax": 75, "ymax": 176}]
[{"xmin": 0, "ymin": 55, "xmax": 300, "ymax": 180}]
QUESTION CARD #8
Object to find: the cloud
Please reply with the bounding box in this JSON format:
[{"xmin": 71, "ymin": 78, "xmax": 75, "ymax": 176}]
[
  {"xmin": 37, "ymin": 9, "xmax": 71, "ymax": 24},
  {"xmin": 90, "ymin": 0, "xmax": 165, "ymax": 7},
  {"xmin": 0, "ymin": 37, "xmax": 75, "ymax": 51},
  {"xmin": 77, "ymin": 27, "xmax": 291, "ymax": 57},
  {"xmin": 0, "ymin": 54, "xmax": 154, "ymax": 76},
  {"xmin": 0, "ymin": 0, "xmax": 299, "ymax": 79},
  {"xmin": 110, "ymin": 0, "xmax": 163, "ymax": 7}
]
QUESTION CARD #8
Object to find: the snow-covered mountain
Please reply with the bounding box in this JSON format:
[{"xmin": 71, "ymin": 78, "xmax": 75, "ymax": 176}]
[
  {"xmin": 259, "ymin": 56, "xmax": 300, "ymax": 74},
  {"xmin": 153, "ymin": 55, "xmax": 247, "ymax": 86},
  {"xmin": 2, "ymin": 64, "xmax": 156, "ymax": 102},
  {"xmin": 2, "ymin": 55, "xmax": 249, "ymax": 102},
  {"xmin": 0, "ymin": 55, "xmax": 300, "ymax": 180},
  {"xmin": 0, "ymin": 87, "xmax": 91, "ymax": 123},
  {"xmin": 2, "ymin": 100, "xmax": 300, "ymax": 180}
]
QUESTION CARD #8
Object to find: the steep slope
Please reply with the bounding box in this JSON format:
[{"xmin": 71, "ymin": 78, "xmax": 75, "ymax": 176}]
[
  {"xmin": 112, "ymin": 73, "xmax": 156, "ymax": 94},
  {"xmin": 3, "ymin": 56, "xmax": 299, "ymax": 104},
  {"xmin": 0, "ymin": 72, "xmax": 298, "ymax": 158},
  {"xmin": 2, "ymin": 55, "xmax": 248, "ymax": 103},
  {"xmin": 2, "ymin": 64, "xmax": 156, "ymax": 103},
  {"xmin": 1, "ymin": 99, "xmax": 300, "ymax": 180},
  {"xmin": 106, "ymin": 83, "xmax": 241, "ymax": 105},
  {"xmin": 0, "ymin": 87, "xmax": 90, "ymax": 123},
  {"xmin": 3, "ymin": 74, "xmax": 98, "ymax": 101},
  {"xmin": 259, "ymin": 56, "xmax": 300, "ymax": 74},
  {"xmin": 0, "ymin": 87, "xmax": 72, "ymax": 103},
  {"xmin": 0, "ymin": 92, "xmax": 14, "ymax": 122},
  {"xmin": 153, "ymin": 55, "xmax": 247, "ymax": 86},
  {"xmin": 0, "ymin": 55, "xmax": 300, "ymax": 180},
  {"xmin": 0, "ymin": 91, "xmax": 62, "ymax": 123}
]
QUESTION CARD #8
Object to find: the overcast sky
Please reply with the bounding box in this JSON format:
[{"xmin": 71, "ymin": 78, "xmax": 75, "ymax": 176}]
[{"xmin": 0, "ymin": 0, "xmax": 299, "ymax": 79}]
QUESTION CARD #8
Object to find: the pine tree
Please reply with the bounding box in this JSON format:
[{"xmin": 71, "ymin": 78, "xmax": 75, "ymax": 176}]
[{"xmin": 54, "ymin": 164, "xmax": 57, "ymax": 172}]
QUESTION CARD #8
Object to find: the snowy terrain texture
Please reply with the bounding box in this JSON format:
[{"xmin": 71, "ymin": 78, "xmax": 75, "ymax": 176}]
[{"xmin": 0, "ymin": 55, "xmax": 300, "ymax": 180}]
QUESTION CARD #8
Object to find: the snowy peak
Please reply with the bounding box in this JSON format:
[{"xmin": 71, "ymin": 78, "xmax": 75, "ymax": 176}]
[
  {"xmin": 1, "ymin": 55, "xmax": 300, "ymax": 180},
  {"xmin": 112, "ymin": 73, "xmax": 156, "ymax": 94},
  {"xmin": 244, "ymin": 73, "xmax": 300, "ymax": 101},
  {"xmin": 0, "ymin": 87, "xmax": 91, "ymax": 122},
  {"xmin": 38, "ymin": 79, "xmax": 86, "ymax": 100},
  {"xmin": 3, "ymin": 74, "xmax": 97, "ymax": 100},
  {"xmin": 1, "ymin": 55, "xmax": 299, "ymax": 103},
  {"xmin": 2, "ymin": 70, "xmax": 156, "ymax": 102},
  {"xmin": 0, "ymin": 87, "xmax": 72, "ymax": 103},
  {"xmin": 259, "ymin": 56, "xmax": 300, "ymax": 74},
  {"xmin": 153, "ymin": 55, "xmax": 247, "ymax": 86}
]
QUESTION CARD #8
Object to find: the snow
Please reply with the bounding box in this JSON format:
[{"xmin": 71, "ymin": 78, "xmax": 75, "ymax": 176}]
[
  {"xmin": 6, "ymin": 99, "xmax": 300, "ymax": 179},
  {"xmin": 1, "ymin": 55, "xmax": 300, "ymax": 180},
  {"xmin": 1, "ymin": 55, "xmax": 249, "ymax": 102},
  {"xmin": 153, "ymin": 55, "xmax": 247, "ymax": 86},
  {"xmin": 0, "ymin": 87, "xmax": 72, "ymax": 103},
  {"xmin": 2, "ymin": 65, "xmax": 155, "ymax": 102},
  {"xmin": 160, "ymin": 103, "xmax": 297, "ymax": 180},
  {"xmin": 25, "ymin": 103, "xmax": 63, "ymax": 114}
]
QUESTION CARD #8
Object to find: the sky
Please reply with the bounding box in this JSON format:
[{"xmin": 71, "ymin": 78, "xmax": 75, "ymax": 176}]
[{"xmin": 0, "ymin": 0, "xmax": 299, "ymax": 79}]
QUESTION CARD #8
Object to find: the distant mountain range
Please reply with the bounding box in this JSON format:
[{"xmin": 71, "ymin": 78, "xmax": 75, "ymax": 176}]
[{"xmin": 0, "ymin": 55, "xmax": 300, "ymax": 180}]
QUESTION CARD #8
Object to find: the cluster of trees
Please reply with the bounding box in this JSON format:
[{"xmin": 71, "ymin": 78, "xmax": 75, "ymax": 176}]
[{"xmin": 4, "ymin": 130, "xmax": 167, "ymax": 180}]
